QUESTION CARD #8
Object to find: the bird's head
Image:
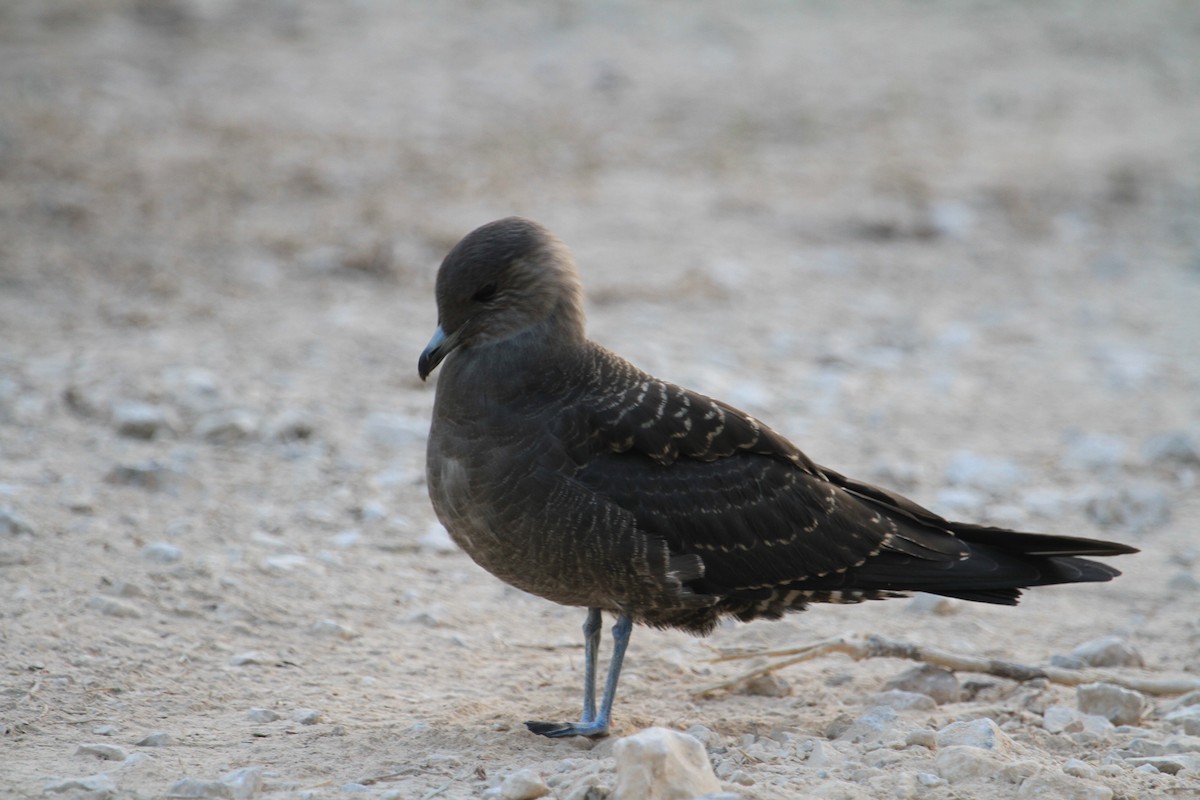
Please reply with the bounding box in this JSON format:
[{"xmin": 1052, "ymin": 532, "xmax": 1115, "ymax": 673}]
[{"xmin": 418, "ymin": 217, "xmax": 585, "ymax": 380}]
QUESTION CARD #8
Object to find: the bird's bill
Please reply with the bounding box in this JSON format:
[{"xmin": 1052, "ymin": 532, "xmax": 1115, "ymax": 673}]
[{"xmin": 418, "ymin": 325, "xmax": 451, "ymax": 381}]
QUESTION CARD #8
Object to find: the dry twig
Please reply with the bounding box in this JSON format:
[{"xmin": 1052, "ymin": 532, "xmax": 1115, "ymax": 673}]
[{"xmin": 696, "ymin": 633, "xmax": 1200, "ymax": 697}]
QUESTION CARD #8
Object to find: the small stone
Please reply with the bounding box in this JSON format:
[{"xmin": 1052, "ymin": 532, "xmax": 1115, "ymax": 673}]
[
  {"xmin": 1062, "ymin": 758, "xmax": 1098, "ymax": 779},
  {"xmin": 944, "ymin": 451, "xmax": 1026, "ymax": 494},
  {"xmin": 418, "ymin": 523, "xmax": 457, "ymax": 554},
  {"xmin": 1017, "ymin": 772, "xmax": 1113, "ymax": 800},
  {"xmin": 935, "ymin": 746, "xmax": 1006, "ymax": 784},
  {"xmin": 112, "ymin": 401, "xmax": 174, "ymax": 440},
  {"xmin": 92, "ymin": 725, "xmax": 118, "ymax": 736},
  {"xmin": 739, "ymin": 673, "xmax": 791, "ymax": 697},
  {"xmin": 905, "ymin": 593, "xmax": 959, "ymax": 615},
  {"xmin": 936, "ymin": 718, "xmax": 1012, "ymax": 751},
  {"xmin": 883, "ymin": 664, "xmax": 961, "ymax": 704},
  {"xmin": 906, "ymin": 728, "xmax": 938, "ymax": 749},
  {"xmin": 86, "ymin": 596, "xmax": 142, "ymax": 619},
  {"xmin": 309, "ymin": 619, "xmax": 356, "ymax": 639},
  {"xmin": 331, "ymin": 528, "xmax": 362, "ymax": 548},
  {"xmin": 1122, "ymin": 754, "xmax": 1200, "ymax": 775},
  {"xmin": 612, "ymin": 728, "xmax": 721, "ymax": 800},
  {"xmin": 166, "ymin": 777, "xmax": 232, "ymax": 798},
  {"xmin": 916, "ymin": 772, "xmax": 941, "ymax": 786},
  {"xmin": 836, "ymin": 706, "xmax": 901, "ymax": 744},
  {"xmin": 195, "ymin": 409, "xmax": 259, "ymax": 444},
  {"xmin": 1069, "ymin": 636, "xmax": 1144, "ymax": 668},
  {"xmin": 141, "ymin": 542, "xmax": 183, "ymax": 564},
  {"xmin": 104, "ymin": 460, "xmax": 185, "ymax": 493},
  {"xmin": 1077, "ymin": 683, "xmax": 1146, "ymax": 725},
  {"xmin": 291, "ymin": 708, "xmax": 320, "ymax": 725},
  {"xmin": 230, "ymin": 652, "xmax": 272, "ymax": 666},
  {"xmin": 866, "ymin": 690, "xmax": 936, "ymax": 711},
  {"xmin": 135, "ymin": 731, "xmax": 171, "ymax": 747},
  {"xmin": 44, "ymin": 773, "xmax": 117, "ymax": 796},
  {"xmin": 0, "ymin": 507, "xmax": 35, "ymax": 536},
  {"xmin": 683, "ymin": 724, "xmax": 720, "ymax": 748},
  {"xmin": 247, "ymin": 708, "xmax": 280, "ymax": 723},
  {"xmin": 1165, "ymin": 705, "xmax": 1200, "ymax": 736},
  {"xmin": 76, "ymin": 743, "xmax": 128, "ymax": 761},
  {"xmin": 222, "ymin": 766, "xmax": 264, "ymax": 800},
  {"xmin": 496, "ymin": 768, "xmax": 550, "ymax": 800}
]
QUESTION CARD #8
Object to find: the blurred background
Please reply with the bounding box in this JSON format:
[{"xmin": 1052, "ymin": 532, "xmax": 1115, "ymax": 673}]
[{"xmin": 2, "ymin": 1, "xmax": 1199, "ymax": 797}]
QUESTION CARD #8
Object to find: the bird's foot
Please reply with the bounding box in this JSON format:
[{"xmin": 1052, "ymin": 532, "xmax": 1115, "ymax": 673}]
[{"xmin": 524, "ymin": 719, "xmax": 610, "ymax": 738}]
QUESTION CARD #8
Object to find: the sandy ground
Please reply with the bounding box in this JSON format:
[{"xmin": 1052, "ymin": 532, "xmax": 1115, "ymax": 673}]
[{"xmin": 3, "ymin": 1, "xmax": 1200, "ymax": 798}]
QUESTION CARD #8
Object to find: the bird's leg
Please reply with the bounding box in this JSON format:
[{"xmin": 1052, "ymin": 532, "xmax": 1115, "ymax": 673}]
[
  {"xmin": 526, "ymin": 612, "xmax": 632, "ymax": 738},
  {"xmin": 579, "ymin": 607, "xmax": 602, "ymax": 723}
]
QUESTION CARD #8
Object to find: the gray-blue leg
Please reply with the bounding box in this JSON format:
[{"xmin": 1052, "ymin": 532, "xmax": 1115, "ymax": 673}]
[{"xmin": 526, "ymin": 612, "xmax": 632, "ymax": 738}]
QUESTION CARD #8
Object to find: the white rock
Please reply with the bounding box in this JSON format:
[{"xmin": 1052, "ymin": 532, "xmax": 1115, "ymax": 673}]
[
  {"xmin": 247, "ymin": 708, "xmax": 280, "ymax": 723},
  {"xmin": 195, "ymin": 409, "xmax": 259, "ymax": 443},
  {"xmin": 308, "ymin": 619, "xmax": 356, "ymax": 639},
  {"xmin": 1069, "ymin": 636, "xmax": 1144, "ymax": 668},
  {"xmin": 883, "ymin": 664, "xmax": 961, "ymax": 704},
  {"xmin": 1077, "ymin": 682, "xmax": 1146, "ymax": 725},
  {"xmin": 135, "ymin": 731, "xmax": 172, "ymax": 747},
  {"xmin": 612, "ymin": 728, "xmax": 721, "ymax": 800},
  {"xmin": 166, "ymin": 777, "xmax": 232, "ymax": 798},
  {"xmin": 222, "ymin": 766, "xmax": 264, "ymax": 800},
  {"xmin": 44, "ymin": 773, "xmax": 117, "ymax": 796},
  {"xmin": 836, "ymin": 706, "xmax": 902, "ymax": 744},
  {"xmin": 1062, "ymin": 758, "xmax": 1098, "ymax": 779},
  {"xmin": 291, "ymin": 708, "xmax": 320, "ymax": 725},
  {"xmin": 1124, "ymin": 754, "xmax": 1200, "ymax": 774},
  {"xmin": 1165, "ymin": 705, "xmax": 1200, "ymax": 736},
  {"xmin": 141, "ymin": 541, "xmax": 183, "ymax": 564},
  {"xmin": 86, "ymin": 596, "xmax": 142, "ymax": 619},
  {"xmin": 496, "ymin": 768, "xmax": 550, "ymax": 800},
  {"xmin": 865, "ymin": 690, "xmax": 936, "ymax": 711},
  {"xmin": 936, "ymin": 718, "xmax": 1012, "ymax": 751},
  {"xmin": 112, "ymin": 401, "xmax": 174, "ymax": 440},
  {"xmin": 739, "ymin": 673, "xmax": 791, "ymax": 697},
  {"xmin": 1018, "ymin": 772, "xmax": 1113, "ymax": 800},
  {"xmin": 76, "ymin": 743, "xmax": 128, "ymax": 761},
  {"xmin": 230, "ymin": 652, "xmax": 272, "ymax": 666},
  {"xmin": 935, "ymin": 746, "xmax": 1006, "ymax": 784}
]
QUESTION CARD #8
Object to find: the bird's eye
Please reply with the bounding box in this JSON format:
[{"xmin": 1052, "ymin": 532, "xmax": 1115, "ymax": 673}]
[{"xmin": 472, "ymin": 283, "xmax": 498, "ymax": 303}]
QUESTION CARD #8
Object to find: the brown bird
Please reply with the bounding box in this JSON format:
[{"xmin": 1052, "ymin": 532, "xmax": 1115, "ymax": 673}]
[{"xmin": 418, "ymin": 217, "xmax": 1137, "ymax": 738}]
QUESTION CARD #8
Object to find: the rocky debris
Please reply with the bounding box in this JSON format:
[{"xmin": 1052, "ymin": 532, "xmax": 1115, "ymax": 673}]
[
  {"xmin": 1164, "ymin": 705, "xmax": 1200, "ymax": 735},
  {"xmin": 0, "ymin": 507, "xmax": 35, "ymax": 536},
  {"xmin": 1017, "ymin": 771, "xmax": 1113, "ymax": 800},
  {"xmin": 883, "ymin": 664, "xmax": 961, "ymax": 705},
  {"xmin": 934, "ymin": 746, "xmax": 1008, "ymax": 784},
  {"xmin": 834, "ymin": 706, "xmax": 904, "ymax": 745},
  {"xmin": 104, "ymin": 460, "xmax": 188, "ymax": 493},
  {"xmin": 135, "ymin": 732, "xmax": 172, "ymax": 747},
  {"xmin": 738, "ymin": 673, "xmax": 791, "ymax": 697},
  {"xmin": 195, "ymin": 409, "xmax": 259, "ymax": 443},
  {"xmin": 865, "ymin": 690, "xmax": 936, "ymax": 711},
  {"xmin": 484, "ymin": 768, "xmax": 551, "ymax": 800},
  {"xmin": 905, "ymin": 728, "xmax": 938, "ymax": 749},
  {"xmin": 936, "ymin": 718, "xmax": 1012, "ymax": 751},
  {"xmin": 1077, "ymin": 683, "xmax": 1146, "ymax": 725},
  {"xmin": 44, "ymin": 773, "xmax": 117, "ymax": 797},
  {"xmin": 308, "ymin": 619, "xmax": 356, "ymax": 639},
  {"xmin": 290, "ymin": 708, "xmax": 320, "ymax": 725},
  {"xmin": 111, "ymin": 401, "xmax": 174, "ymax": 439},
  {"xmin": 86, "ymin": 595, "xmax": 143, "ymax": 619},
  {"xmin": 142, "ymin": 541, "xmax": 183, "ymax": 564},
  {"xmin": 612, "ymin": 727, "xmax": 722, "ymax": 800},
  {"xmin": 943, "ymin": 450, "xmax": 1026, "ymax": 494},
  {"xmin": 1084, "ymin": 483, "xmax": 1171, "ymax": 533},
  {"xmin": 1068, "ymin": 636, "xmax": 1145, "ymax": 668},
  {"xmin": 247, "ymin": 708, "xmax": 280, "ymax": 723},
  {"xmin": 1122, "ymin": 754, "xmax": 1200, "ymax": 775},
  {"xmin": 1062, "ymin": 758, "xmax": 1099, "ymax": 779},
  {"xmin": 1042, "ymin": 705, "xmax": 1115, "ymax": 736},
  {"xmin": 75, "ymin": 743, "xmax": 128, "ymax": 761}
]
